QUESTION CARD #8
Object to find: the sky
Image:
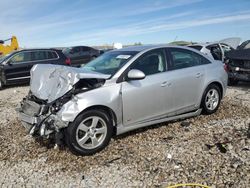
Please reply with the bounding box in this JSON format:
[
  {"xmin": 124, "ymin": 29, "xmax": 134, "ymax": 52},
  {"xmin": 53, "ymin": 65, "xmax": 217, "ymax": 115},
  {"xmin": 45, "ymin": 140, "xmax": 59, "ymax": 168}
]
[{"xmin": 1, "ymin": 0, "xmax": 250, "ymax": 47}]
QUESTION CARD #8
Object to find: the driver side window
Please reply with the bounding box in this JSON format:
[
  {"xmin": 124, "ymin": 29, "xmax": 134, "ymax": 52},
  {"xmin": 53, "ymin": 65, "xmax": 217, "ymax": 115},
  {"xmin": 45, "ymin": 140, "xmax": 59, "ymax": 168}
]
[
  {"xmin": 130, "ymin": 49, "xmax": 166, "ymax": 76},
  {"xmin": 9, "ymin": 52, "xmax": 32, "ymax": 64}
]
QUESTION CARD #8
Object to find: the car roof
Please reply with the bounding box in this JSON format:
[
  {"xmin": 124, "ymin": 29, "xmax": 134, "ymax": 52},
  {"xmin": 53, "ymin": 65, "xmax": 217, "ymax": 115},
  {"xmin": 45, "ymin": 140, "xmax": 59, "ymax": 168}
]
[
  {"xmin": 189, "ymin": 42, "xmax": 220, "ymax": 47},
  {"xmin": 114, "ymin": 45, "xmax": 165, "ymax": 52},
  {"xmin": 67, "ymin": 46, "xmax": 93, "ymax": 48},
  {"xmin": 113, "ymin": 44, "xmax": 196, "ymax": 52},
  {"xmin": 189, "ymin": 42, "xmax": 233, "ymax": 47},
  {"xmin": 16, "ymin": 48, "xmax": 60, "ymax": 52}
]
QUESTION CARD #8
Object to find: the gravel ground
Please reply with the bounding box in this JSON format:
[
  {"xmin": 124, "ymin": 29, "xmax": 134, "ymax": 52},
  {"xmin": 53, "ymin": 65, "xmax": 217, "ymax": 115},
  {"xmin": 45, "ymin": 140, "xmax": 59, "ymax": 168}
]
[{"xmin": 0, "ymin": 83, "xmax": 249, "ymax": 187}]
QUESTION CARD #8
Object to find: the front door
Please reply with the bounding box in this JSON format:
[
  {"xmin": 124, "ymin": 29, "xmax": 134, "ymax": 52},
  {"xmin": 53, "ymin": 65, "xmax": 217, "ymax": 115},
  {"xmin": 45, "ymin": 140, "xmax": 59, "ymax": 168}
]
[
  {"xmin": 121, "ymin": 48, "xmax": 172, "ymax": 126},
  {"xmin": 4, "ymin": 51, "xmax": 33, "ymax": 84}
]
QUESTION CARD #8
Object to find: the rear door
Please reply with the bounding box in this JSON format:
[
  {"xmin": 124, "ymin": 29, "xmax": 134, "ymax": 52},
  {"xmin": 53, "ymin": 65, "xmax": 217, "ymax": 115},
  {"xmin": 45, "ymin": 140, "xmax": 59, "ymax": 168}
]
[
  {"xmin": 165, "ymin": 48, "xmax": 210, "ymax": 114},
  {"xmin": 4, "ymin": 51, "xmax": 33, "ymax": 84}
]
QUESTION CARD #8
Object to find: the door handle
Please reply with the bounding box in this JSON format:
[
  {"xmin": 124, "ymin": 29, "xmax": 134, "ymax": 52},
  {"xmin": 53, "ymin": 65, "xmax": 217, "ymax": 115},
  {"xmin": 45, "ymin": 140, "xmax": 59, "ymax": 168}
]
[
  {"xmin": 161, "ymin": 81, "xmax": 171, "ymax": 87},
  {"xmin": 195, "ymin": 73, "xmax": 203, "ymax": 78}
]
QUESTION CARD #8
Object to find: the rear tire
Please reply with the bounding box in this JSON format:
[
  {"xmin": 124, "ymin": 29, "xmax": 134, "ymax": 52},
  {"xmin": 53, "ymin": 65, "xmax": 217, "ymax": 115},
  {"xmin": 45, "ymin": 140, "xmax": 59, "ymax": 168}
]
[
  {"xmin": 65, "ymin": 109, "xmax": 113, "ymax": 156},
  {"xmin": 201, "ymin": 84, "xmax": 221, "ymax": 115}
]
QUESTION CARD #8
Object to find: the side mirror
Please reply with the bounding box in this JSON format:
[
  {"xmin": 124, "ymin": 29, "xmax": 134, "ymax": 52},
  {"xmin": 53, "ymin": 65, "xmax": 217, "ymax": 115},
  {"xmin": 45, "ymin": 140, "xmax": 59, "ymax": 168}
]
[{"xmin": 127, "ymin": 69, "xmax": 146, "ymax": 80}]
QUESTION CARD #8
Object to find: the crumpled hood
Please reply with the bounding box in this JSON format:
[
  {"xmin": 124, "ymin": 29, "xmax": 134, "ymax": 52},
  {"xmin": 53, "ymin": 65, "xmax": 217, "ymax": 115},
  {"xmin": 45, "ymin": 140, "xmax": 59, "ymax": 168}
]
[{"xmin": 30, "ymin": 64, "xmax": 110, "ymax": 103}]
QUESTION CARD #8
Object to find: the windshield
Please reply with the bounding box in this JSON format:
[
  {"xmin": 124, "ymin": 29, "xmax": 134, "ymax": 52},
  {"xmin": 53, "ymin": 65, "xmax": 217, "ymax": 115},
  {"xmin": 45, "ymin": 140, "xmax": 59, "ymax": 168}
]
[{"xmin": 81, "ymin": 51, "xmax": 138, "ymax": 76}]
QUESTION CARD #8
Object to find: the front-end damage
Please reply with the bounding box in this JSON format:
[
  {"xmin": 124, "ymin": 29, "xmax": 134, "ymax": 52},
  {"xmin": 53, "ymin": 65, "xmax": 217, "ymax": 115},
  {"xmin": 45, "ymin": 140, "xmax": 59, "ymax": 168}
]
[{"xmin": 17, "ymin": 64, "xmax": 110, "ymax": 144}]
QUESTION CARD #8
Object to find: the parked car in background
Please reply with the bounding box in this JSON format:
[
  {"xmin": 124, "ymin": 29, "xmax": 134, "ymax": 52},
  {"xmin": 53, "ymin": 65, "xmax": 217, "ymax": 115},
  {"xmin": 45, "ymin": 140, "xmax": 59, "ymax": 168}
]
[
  {"xmin": 188, "ymin": 38, "xmax": 241, "ymax": 62},
  {"xmin": 62, "ymin": 46, "xmax": 100, "ymax": 67},
  {"xmin": 225, "ymin": 40, "xmax": 250, "ymax": 85},
  {"xmin": 0, "ymin": 49, "xmax": 69, "ymax": 89},
  {"xmin": 18, "ymin": 45, "xmax": 228, "ymax": 155},
  {"xmin": 188, "ymin": 42, "xmax": 234, "ymax": 62}
]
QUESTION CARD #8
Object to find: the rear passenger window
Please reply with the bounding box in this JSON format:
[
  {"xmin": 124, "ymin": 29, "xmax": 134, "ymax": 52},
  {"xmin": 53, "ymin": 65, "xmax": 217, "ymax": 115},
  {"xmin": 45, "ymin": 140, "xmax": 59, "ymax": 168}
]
[
  {"xmin": 169, "ymin": 48, "xmax": 210, "ymax": 70},
  {"xmin": 32, "ymin": 51, "xmax": 58, "ymax": 61},
  {"xmin": 32, "ymin": 51, "xmax": 46, "ymax": 61}
]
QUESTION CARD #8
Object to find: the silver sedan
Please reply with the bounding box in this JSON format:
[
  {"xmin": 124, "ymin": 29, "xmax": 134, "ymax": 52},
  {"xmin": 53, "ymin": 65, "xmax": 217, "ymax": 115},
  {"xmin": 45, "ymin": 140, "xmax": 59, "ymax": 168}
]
[{"xmin": 18, "ymin": 45, "xmax": 228, "ymax": 155}]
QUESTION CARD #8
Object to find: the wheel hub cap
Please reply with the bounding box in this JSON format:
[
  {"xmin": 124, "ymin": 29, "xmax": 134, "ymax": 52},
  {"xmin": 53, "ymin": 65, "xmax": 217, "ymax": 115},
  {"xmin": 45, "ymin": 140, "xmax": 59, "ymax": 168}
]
[{"xmin": 205, "ymin": 89, "xmax": 219, "ymax": 111}]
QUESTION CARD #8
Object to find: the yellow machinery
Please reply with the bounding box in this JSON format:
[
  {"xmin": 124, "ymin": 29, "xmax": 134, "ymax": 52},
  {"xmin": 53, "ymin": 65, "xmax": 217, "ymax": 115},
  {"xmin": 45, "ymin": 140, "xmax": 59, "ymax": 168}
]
[{"xmin": 0, "ymin": 36, "xmax": 19, "ymax": 56}]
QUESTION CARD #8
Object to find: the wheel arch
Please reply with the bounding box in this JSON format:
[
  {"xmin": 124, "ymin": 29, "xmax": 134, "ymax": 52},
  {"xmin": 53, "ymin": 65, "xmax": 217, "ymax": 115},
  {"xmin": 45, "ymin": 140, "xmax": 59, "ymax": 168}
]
[
  {"xmin": 206, "ymin": 81, "xmax": 224, "ymax": 97},
  {"xmin": 199, "ymin": 80, "xmax": 224, "ymax": 107},
  {"xmin": 77, "ymin": 105, "xmax": 118, "ymax": 135}
]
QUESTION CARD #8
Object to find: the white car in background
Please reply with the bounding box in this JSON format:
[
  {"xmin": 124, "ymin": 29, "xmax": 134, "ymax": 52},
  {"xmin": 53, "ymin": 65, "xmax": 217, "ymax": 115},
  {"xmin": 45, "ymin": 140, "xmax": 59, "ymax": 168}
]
[{"xmin": 188, "ymin": 38, "xmax": 241, "ymax": 62}]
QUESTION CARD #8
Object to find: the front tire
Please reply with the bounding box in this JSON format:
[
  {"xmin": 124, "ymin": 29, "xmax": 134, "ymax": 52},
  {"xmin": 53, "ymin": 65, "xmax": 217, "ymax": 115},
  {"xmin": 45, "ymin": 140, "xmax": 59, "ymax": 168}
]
[
  {"xmin": 65, "ymin": 110, "xmax": 113, "ymax": 156},
  {"xmin": 201, "ymin": 84, "xmax": 221, "ymax": 115}
]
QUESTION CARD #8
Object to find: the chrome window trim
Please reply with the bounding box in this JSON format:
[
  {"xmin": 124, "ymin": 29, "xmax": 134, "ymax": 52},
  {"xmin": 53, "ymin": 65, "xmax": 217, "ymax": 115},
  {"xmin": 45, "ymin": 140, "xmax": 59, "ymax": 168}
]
[{"xmin": 7, "ymin": 76, "xmax": 30, "ymax": 81}]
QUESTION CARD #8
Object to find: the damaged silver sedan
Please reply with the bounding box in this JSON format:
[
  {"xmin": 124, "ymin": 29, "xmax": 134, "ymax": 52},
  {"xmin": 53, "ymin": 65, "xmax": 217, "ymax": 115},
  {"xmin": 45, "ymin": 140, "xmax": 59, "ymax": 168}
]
[{"xmin": 17, "ymin": 45, "xmax": 228, "ymax": 155}]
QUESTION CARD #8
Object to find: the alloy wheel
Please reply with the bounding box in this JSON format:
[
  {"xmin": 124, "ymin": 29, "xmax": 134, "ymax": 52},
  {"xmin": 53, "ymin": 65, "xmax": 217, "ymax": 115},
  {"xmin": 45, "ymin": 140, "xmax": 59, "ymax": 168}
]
[
  {"xmin": 76, "ymin": 116, "xmax": 107, "ymax": 149},
  {"xmin": 205, "ymin": 89, "xmax": 219, "ymax": 111}
]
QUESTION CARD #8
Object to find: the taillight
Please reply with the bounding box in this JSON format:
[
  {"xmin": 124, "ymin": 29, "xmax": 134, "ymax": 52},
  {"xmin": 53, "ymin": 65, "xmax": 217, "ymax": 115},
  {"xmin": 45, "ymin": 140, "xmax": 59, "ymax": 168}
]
[
  {"xmin": 0, "ymin": 52, "xmax": 2, "ymax": 56},
  {"xmin": 224, "ymin": 63, "xmax": 229, "ymax": 72},
  {"xmin": 65, "ymin": 58, "xmax": 71, "ymax": 65}
]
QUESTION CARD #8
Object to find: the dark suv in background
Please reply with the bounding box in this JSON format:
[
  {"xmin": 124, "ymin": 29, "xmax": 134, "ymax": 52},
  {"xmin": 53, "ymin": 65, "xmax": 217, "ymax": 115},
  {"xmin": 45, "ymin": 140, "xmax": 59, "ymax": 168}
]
[
  {"xmin": 225, "ymin": 40, "xmax": 250, "ymax": 85},
  {"xmin": 62, "ymin": 46, "xmax": 100, "ymax": 67},
  {"xmin": 0, "ymin": 49, "xmax": 69, "ymax": 89}
]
